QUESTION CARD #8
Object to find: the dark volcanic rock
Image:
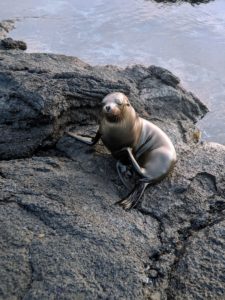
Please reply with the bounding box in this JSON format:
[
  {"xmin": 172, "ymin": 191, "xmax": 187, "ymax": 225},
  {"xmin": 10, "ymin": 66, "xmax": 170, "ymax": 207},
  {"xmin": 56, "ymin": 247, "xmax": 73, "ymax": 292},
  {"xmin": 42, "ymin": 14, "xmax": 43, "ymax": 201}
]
[
  {"xmin": 151, "ymin": 0, "xmax": 214, "ymax": 5},
  {"xmin": 1, "ymin": 38, "xmax": 27, "ymax": 50},
  {"xmin": 0, "ymin": 51, "xmax": 207, "ymax": 160},
  {"xmin": 0, "ymin": 46, "xmax": 224, "ymax": 299},
  {"xmin": 167, "ymin": 220, "xmax": 225, "ymax": 299},
  {"xmin": 0, "ymin": 155, "xmax": 160, "ymax": 299}
]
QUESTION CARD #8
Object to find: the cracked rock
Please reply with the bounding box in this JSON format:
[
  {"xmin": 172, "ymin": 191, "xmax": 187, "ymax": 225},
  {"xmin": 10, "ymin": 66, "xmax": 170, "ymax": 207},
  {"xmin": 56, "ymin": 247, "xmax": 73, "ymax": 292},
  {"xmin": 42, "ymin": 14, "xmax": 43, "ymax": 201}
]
[{"xmin": 0, "ymin": 43, "xmax": 224, "ymax": 299}]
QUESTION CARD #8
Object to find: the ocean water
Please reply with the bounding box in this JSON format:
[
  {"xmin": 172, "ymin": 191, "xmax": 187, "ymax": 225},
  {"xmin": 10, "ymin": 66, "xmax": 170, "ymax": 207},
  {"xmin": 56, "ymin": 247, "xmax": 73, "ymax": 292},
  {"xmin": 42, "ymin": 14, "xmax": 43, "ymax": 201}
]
[{"xmin": 0, "ymin": 0, "xmax": 224, "ymax": 144}]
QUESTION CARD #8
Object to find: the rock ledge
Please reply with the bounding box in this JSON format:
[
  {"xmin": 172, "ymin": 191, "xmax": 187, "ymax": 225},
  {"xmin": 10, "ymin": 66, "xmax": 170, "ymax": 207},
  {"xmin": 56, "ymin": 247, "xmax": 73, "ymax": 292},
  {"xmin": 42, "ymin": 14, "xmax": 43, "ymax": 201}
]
[{"xmin": 0, "ymin": 41, "xmax": 225, "ymax": 299}]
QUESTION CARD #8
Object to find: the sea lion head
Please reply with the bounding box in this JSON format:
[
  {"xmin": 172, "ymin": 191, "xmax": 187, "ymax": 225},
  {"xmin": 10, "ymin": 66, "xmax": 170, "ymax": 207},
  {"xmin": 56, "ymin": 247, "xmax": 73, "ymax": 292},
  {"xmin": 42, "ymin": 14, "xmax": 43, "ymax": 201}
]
[{"xmin": 101, "ymin": 92, "xmax": 131, "ymax": 122}]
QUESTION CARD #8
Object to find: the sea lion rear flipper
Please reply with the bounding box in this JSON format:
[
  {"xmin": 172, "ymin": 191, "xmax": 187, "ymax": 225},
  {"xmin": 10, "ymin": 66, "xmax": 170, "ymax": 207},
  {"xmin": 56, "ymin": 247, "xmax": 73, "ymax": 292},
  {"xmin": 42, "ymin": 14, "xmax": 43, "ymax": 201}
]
[
  {"xmin": 115, "ymin": 182, "xmax": 148, "ymax": 210},
  {"xmin": 116, "ymin": 161, "xmax": 134, "ymax": 190}
]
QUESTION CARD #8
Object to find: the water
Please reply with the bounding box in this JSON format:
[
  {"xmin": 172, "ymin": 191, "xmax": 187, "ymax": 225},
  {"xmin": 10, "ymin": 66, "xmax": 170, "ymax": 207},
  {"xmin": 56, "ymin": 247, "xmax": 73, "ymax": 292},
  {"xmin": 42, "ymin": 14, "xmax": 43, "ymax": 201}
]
[{"xmin": 0, "ymin": 0, "xmax": 224, "ymax": 144}]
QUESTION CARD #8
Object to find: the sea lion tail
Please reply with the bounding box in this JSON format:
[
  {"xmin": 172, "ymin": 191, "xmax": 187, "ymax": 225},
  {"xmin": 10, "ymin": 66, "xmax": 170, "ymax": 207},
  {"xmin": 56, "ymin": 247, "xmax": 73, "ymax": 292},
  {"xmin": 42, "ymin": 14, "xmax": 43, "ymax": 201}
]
[{"xmin": 115, "ymin": 182, "xmax": 148, "ymax": 210}]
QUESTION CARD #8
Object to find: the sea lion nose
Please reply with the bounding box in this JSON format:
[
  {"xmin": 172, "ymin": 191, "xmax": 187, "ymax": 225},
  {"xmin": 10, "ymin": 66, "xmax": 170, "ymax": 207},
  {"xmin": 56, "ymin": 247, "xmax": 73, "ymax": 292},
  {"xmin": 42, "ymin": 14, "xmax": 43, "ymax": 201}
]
[{"xmin": 105, "ymin": 105, "xmax": 111, "ymax": 112}]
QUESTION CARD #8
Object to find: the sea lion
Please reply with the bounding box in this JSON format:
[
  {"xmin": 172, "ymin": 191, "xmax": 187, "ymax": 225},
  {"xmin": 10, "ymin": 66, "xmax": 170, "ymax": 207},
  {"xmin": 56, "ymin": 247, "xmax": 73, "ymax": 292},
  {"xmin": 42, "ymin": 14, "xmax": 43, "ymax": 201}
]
[{"xmin": 67, "ymin": 92, "xmax": 177, "ymax": 210}]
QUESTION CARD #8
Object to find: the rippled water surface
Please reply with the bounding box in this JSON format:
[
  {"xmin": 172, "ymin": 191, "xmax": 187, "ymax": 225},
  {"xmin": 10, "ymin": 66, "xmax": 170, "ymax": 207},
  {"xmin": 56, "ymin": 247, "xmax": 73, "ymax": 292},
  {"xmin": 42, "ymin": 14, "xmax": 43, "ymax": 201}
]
[{"xmin": 0, "ymin": 0, "xmax": 224, "ymax": 144}]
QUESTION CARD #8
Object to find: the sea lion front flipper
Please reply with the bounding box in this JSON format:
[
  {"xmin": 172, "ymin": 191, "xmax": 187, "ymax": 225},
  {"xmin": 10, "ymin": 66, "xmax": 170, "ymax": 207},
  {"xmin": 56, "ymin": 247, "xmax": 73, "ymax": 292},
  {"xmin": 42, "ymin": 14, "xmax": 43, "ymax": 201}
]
[
  {"xmin": 66, "ymin": 130, "xmax": 101, "ymax": 146},
  {"xmin": 115, "ymin": 182, "xmax": 148, "ymax": 210},
  {"xmin": 126, "ymin": 147, "xmax": 147, "ymax": 177}
]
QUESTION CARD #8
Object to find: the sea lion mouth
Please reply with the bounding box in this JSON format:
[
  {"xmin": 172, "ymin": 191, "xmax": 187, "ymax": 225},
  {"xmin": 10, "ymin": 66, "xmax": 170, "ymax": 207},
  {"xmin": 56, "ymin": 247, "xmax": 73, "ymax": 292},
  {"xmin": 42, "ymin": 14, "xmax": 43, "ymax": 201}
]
[{"xmin": 105, "ymin": 113, "xmax": 122, "ymax": 123}]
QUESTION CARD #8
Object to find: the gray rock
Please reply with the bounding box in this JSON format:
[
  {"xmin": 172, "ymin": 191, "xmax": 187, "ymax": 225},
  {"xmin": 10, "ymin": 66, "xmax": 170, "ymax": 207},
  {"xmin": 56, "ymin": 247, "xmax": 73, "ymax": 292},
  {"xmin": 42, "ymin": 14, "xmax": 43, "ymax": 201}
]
[
  {"xmin": 0, "ymin": 20, "xmax": 15, "ymax": 39},
  {"xmin": 0, "ymin": 50, "xmax": 207, "ymax": 160},
  {"xmin": 167, "ymin": 220, "xmax": 225, "ymax": 299},
  {"xmin": 0, "ymin": 47, "xmax": 224, "ymax": 299},
  {"xmin": 152, "ymin": 0, "xmax": 214, "ymax": 5},
  {"xmin": 1, "ymin": 38, "xmax": 27, "ymax": 51},
  {"xmin": 0, "ymin": 155, "xmax": 160, "ymax": 300}
]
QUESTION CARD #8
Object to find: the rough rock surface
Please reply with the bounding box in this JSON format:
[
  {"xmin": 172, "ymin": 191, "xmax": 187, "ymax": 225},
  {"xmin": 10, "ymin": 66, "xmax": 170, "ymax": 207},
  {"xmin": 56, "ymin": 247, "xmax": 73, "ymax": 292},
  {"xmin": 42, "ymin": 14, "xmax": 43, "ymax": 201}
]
[
  {"xmin": 0, "ymin": 42, "xmax": 225, "ymax": 299},
  {"xmin": 0, "ymin": 20, "xmax": 15, "ymax": 40},
  {"xmin": 152, "ymin": 0, "xmax": 214, "ymax": 5},
  {"xmin": 0, "ymin": 49, "xmax": 207, "ymax": 160},
  {"xmin": 1, "ymin": 37, "xmax": 27, "ymax": 51}
]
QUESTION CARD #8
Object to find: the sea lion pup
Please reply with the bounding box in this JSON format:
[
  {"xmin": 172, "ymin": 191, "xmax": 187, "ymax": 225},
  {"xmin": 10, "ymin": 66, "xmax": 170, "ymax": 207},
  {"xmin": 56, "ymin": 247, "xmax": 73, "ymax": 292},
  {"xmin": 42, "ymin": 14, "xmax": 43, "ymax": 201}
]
[{"xmin": 67, "ymin": 92, "xmax": 177, "ymax": 210}]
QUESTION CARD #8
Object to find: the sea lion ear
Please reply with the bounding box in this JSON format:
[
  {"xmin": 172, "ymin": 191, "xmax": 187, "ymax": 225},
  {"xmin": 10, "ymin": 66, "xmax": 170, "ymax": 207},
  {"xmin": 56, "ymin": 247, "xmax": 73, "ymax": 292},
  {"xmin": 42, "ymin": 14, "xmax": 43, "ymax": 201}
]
[
  {"xmin": 123, "ymin": 95, "xmax": 130, "ymax": 106},
  {"xmin": 126, "ymin": 99, "xmax": 131, "ymax": 106}
]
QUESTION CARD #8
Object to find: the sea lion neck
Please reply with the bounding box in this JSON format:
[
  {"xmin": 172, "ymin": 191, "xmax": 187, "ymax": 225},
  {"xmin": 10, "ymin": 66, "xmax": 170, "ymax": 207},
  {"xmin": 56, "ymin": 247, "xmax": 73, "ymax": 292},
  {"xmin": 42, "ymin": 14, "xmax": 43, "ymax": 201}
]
[{"xmin": 122, "ymin": 105, "xmax": 138, "ymax": 127}]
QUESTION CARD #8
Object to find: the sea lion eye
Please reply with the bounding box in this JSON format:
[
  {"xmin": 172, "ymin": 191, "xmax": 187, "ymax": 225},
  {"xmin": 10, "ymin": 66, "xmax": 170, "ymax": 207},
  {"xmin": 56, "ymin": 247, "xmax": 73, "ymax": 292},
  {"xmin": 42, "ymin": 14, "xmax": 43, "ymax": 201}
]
[{"xmin": 116, "ymin": 100, "xmax": 122, "ymax": 106}]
